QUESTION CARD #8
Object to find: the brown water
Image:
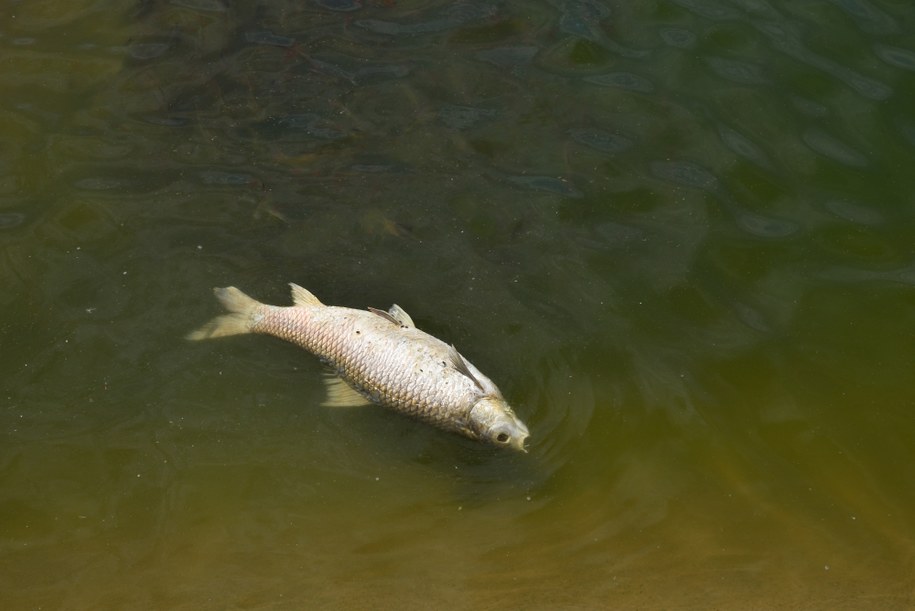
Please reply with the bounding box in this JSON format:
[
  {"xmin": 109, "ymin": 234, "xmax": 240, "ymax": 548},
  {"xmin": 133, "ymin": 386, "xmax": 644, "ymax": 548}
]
[{"xmin": 2, "ymin": 0, "xmax": 915, "ymax": 608}]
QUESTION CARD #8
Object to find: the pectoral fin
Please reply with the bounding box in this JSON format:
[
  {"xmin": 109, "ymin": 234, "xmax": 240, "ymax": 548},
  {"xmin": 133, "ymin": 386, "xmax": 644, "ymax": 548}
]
[
  {"xmin": 448, "ymin": 345, "xmax": 485, "ymax": 392},
  {"xmin": 321, "ymin": 374, "xmax": 372, "ymax": 407}
]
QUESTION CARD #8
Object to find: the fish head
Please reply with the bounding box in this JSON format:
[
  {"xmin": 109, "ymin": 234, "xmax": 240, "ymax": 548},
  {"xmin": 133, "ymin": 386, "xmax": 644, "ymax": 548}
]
[{"xmin": 469, "ymin": 396, "xmax": 530, "ymax": 452}]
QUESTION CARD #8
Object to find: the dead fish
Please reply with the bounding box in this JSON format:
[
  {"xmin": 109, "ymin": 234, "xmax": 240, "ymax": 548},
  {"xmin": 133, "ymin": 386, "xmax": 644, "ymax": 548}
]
[{"xmin": 187, "ymin": 284, "xmax": 530, "ymax": 451}]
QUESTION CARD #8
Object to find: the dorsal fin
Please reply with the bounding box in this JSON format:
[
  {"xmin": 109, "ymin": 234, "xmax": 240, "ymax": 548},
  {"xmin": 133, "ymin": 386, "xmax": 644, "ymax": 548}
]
[
  {"xmin": 368, "ymin": 306, "xmax": 401, "ymax": 326},
  {"xmin": 290, "ymin": 283, "xmax": 323, "ymax": 307},
  {"xmin": 387, "ymin": 304, "xmax": 415, "ymax": 328},
  {"xmin": 448, "ymin": 345, "xmax": 485, "ymax": 392}
]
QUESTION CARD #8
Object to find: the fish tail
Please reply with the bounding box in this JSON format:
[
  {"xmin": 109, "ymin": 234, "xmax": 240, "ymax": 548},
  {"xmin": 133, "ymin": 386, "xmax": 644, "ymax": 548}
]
[{"xmin": 186, "ymin": 286, "xmax": 264, "ymax": 340}]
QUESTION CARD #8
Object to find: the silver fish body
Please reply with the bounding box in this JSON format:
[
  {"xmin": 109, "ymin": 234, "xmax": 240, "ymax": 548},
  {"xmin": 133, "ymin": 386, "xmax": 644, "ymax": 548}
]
[{"xmin": 187, "ymin": 284, "xmax": 529, "ymax": 451}]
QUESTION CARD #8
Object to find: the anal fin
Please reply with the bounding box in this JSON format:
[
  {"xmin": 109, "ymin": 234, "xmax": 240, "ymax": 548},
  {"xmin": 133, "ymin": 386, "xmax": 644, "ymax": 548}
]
[{"xmin": 321, "ymin": 374, "xmax": 372, "ymax": 407}]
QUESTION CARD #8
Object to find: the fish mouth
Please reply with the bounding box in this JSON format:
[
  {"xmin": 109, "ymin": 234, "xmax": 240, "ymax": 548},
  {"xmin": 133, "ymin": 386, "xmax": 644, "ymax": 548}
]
[
  {"xmin": 501, "ymin": 423, "xmax": 529, "ymax": 453},
  {"xmin": 488, "ymin": 424, "xmax": 529, "ymax": 452},
  {"xmin": 505, "ymin": 419, "xmax": 530, "ymax": 452}
]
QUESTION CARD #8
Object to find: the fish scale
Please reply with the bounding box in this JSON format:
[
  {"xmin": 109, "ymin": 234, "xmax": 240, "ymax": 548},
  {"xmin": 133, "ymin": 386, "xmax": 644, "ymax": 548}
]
[{"xmin": 187, "ymin": 284, "xmax": 530, "ymax": 451}]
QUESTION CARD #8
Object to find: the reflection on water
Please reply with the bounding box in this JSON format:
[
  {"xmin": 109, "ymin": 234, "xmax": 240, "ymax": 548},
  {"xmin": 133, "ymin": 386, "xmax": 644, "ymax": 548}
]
[{"xmin": 2, "ymin": 0, "xmax": 915, "ymax": 608}]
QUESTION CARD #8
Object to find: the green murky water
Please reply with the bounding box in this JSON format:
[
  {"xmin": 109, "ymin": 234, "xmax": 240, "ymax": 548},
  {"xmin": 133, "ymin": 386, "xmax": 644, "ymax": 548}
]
[{"xmin": 2, "ymin": 0, "xmax": 914, "ymax": 608}]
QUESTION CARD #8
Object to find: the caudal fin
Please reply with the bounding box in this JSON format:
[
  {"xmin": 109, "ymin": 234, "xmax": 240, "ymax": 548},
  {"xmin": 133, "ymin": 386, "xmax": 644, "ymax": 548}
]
[{"xmin": 186, "ymin": 286, "xmax": 263, "ymax": 340}]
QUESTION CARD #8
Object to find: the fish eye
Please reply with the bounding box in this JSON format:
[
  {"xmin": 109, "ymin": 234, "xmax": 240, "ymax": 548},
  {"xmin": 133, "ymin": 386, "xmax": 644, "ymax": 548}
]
[{"xmin": 496, "ymin": 432, "xmax": 510, "ymax": 443}]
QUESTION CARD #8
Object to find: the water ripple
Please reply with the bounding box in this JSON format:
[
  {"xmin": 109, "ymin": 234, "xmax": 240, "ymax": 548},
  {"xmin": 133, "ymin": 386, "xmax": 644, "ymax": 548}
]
[
  {"xmin": 438, "ymin": 105, "xmax": 496, "ymax": 131},
  {"xmin": 659, "ymin": 27, "xmax": 697, "ymax": 49},
  {"xmin": 244, "ymin": 31, "xmax": 295, "ymax": 48},
  {"xmin": 505, "ymin": 175, "xmax": 582, "ymax": 198},
  {"xmin": 199, "ymin": 171, "xmax": 255, "ymax": 186},
  {"xmin": 74, "ymin": 177, "xmax": 129, "ymax": 191},
  {"xmin": 313, "ymin": 0, "xmax": 363, "ymax": 12},
  {"xmin": 356, "ymin": 3, "xmax": 497, "ymax": 35},
  {"xmin": 554, "ymin": 0, "xmax": 649, "ymax": 58},
  {"xmin": 897, "ymin": 117, "xmax": 915, "ymax": 150},
  {"xmin": 274, "ymin": 114, "xmax": 348, "ymax": 140},
  {"xmin": 521, "ymin": 356, "xmax": 595, "ymax": 476},
  {"xmin": 829, "ymin": 0, "xmax": 899, "ymax": 35},
  {"xmin": 874, "ymin": 44, "xmax": 915, "ymax": 72},
  {"xmin": 474, "ymin": 46, "xmax": 538, "ymax": 67},
  {"xmin": 802, "ymin": 129, "xmax": 869, "ymax": 167},
  {"xmin": 669, "ymin": 0, "xmax": 741, "ymax": 20},
  {"xmin": 820, "ymin": 262, "xmax": 915, "ymax": 286},
  {"xmin": 717, "ymin": 124, "xmax": 772, "ymax": 169},
  {"xmin": 170, "ymin": 0, "xmax": 227, "ymax": 12},
  {"xmin": 733, "ymin": 210, "xmax": 799, "ymax": 238},
  {"xmin": 650, "ymin": 160, "xmax": 719, "ymax": 192},
  {"xmin": 822, "ymin": 199, "xmax": 884, "ymax": 226},
  {"xmin": 568, "ymin": 128, "xmax": 633, "ymax": 154},
  {"xmin": 127, "ymin": 42, "xmax": 172, "ymax": 60},
  {"xmin": 585, "ymin": 72, "xmax": 655, "ymax": 93},
  {"xmin": 0, "ymin": 212, "xmax": 26, "ymax": 229},
  {"xmin": 705, "ymin": 56, "xmax": 768, "ymax": 85},
  {"xmin": 756, "ymin": 21, "xmax": 892, "ymax": 100}
]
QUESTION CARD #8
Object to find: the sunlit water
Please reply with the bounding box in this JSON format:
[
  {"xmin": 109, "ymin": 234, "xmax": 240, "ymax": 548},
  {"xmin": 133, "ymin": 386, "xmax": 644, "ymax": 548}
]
[{"xmin": 2, "ymin": 0, "xmax": 914, "ymax": 608}]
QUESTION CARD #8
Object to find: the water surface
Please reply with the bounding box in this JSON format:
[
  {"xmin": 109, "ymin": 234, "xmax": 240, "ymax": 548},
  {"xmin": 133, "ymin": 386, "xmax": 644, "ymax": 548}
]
[{"xmin": 2, "ymin": 0, "xmax": 914, "ymax": 608}]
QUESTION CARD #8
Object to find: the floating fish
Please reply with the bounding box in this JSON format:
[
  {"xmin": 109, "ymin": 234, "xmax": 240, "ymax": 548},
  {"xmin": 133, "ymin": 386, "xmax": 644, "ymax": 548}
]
[{"xmin": 188, "ymin": 284, "xmax": 530, "ymax": 451}]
